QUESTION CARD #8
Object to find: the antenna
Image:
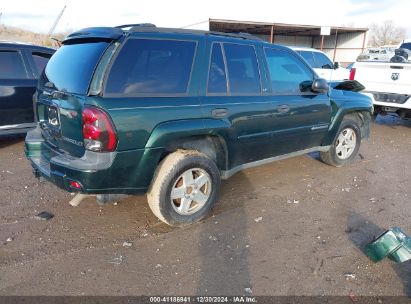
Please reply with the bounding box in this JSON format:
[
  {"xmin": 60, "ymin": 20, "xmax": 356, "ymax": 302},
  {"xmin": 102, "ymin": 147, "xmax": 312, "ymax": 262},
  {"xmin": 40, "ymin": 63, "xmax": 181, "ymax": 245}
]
[{"xmin": 48, "ymin": 5, "xmax": 66, "ymax": 36}]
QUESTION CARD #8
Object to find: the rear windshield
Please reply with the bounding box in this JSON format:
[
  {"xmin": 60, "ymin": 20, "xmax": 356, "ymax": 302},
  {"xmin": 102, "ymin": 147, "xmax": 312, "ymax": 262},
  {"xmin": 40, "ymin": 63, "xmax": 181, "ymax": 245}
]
[{"xmin": 41, "ymin": 41, "xmax": 109, "ymax": 94}]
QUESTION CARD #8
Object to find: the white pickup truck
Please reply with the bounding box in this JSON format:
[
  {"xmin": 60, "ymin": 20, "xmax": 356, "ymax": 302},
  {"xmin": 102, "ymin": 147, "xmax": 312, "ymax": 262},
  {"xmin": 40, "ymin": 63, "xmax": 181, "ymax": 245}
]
[{"xmin": 350, "ymin": 47, "xmax": 411, "ymax": 119}]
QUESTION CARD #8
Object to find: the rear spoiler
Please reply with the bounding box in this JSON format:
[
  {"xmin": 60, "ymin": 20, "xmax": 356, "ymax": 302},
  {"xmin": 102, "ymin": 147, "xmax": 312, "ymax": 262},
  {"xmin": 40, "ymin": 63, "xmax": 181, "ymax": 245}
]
[{"xmin": 63, "ymin": 27, "xmax": 124, "ymax": 43}]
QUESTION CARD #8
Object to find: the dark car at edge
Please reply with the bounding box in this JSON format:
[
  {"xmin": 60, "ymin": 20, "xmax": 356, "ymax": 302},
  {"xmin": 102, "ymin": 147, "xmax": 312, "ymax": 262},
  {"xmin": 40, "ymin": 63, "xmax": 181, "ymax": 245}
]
[{"xmin": 0, "ymin": 41, "xmax": 54, "ymax": 135}]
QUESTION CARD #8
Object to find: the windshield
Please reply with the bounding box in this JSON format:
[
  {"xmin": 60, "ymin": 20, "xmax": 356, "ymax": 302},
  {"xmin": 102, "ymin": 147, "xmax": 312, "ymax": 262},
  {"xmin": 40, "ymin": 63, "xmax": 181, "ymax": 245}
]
[{"xmin": 41, "ymin": 41, "xmax": 109, "ymax": 94}]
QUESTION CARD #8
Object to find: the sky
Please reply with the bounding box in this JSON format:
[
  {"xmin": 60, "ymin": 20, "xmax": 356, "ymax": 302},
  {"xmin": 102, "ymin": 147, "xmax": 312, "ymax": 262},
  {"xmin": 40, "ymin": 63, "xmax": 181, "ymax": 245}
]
[{"xmin": 1, "ymin": 0, "xmax": 410, "ymax": 35}]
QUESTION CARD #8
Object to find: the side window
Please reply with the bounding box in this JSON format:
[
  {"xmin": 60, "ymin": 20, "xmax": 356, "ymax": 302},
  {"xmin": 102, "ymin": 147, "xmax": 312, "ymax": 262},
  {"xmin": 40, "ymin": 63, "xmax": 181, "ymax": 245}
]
[
  {"xmin": 264, "ymin": 48, "xmax": 314, "ymax": 95},
  {"xmin": 0, "ymin": 51, "xmax": 27, "ymax": 79},
  {"xmin": 208, "ymin": 44, "xmax": 227, "ymax": 94},
  {"xmin": 223, "ymin": 44, "xmax": 261, "ymax": 94},
  {"xmin": 31, "ymin": 52, "xmax": 52, "ymax": 76},
  {"xmin": 313, "ymin": 52, "xmax": 333, "ymax": 69},
  {"xmin": 297, "ymin": 51, "xmax": 316, "ymax": 68},
  {"xmin": 105, "ymin": 39, "xmax": 196, "ymax": 94}
]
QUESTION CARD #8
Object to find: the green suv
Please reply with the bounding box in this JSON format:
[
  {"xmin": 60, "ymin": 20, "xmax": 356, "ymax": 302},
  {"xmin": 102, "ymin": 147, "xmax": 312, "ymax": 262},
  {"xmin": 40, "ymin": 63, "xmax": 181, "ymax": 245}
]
[{"xmin": 25, "ymin": 24, "xmax": 372, "ymax": 226}]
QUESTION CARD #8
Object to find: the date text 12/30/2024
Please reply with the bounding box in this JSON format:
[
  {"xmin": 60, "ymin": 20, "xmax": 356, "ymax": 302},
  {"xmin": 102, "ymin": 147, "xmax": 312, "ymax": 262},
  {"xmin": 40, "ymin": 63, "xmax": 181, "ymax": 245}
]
[{"xmin": 149, "ymin": 296, "xmax": 257, "ymax": 303}]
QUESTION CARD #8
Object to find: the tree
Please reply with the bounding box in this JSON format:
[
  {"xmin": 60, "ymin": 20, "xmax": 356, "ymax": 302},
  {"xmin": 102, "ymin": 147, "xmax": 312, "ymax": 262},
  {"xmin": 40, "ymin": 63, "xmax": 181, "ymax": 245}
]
[{"xmin": 368, "ymin": 20, "xmax": 407, "ymax": 47}]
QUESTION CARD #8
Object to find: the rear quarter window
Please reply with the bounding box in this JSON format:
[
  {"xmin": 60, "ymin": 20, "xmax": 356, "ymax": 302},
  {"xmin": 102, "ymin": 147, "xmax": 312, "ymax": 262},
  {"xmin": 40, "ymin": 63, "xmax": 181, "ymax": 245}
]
[
  {"xmin": 0, "ymin": 50, "xmax": 27, "ymax": 79},
  {"xmin": 105, "ymin": 39, "xmax": 197, "ymax": 95},
  {"xmin": 207, "ymin": 43, "xmax": 227, "ymax": 94}
]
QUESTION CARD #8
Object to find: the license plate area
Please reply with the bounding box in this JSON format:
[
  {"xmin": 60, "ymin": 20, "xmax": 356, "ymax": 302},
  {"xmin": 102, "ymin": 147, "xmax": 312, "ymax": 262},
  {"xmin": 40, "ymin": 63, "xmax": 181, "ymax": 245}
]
[{"xmin": 37, "ymin": 102, "xmax": 62, "ymax": 143}]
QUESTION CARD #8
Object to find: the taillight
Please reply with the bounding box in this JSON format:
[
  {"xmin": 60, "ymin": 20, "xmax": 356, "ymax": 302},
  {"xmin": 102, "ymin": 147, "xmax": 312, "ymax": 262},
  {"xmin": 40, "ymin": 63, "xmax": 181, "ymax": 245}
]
[
  {"xmin": 82, "ymin": 107, "xmax": 117, "ymax": 152},
  {"xmin": 349, "ymin": 68, "xmax": 356, "ymax": 80}
]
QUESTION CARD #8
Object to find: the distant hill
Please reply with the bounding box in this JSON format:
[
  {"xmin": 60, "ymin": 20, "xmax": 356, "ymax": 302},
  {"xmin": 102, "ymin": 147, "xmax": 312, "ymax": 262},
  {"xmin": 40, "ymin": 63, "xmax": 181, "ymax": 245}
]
[{"xmin": 0, "ymin": 24, "xmax": 67, "ymax": 48}]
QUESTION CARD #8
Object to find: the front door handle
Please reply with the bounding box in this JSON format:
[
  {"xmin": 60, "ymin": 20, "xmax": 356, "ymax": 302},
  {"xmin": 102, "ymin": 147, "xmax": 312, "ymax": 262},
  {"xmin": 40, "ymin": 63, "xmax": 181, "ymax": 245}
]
[
  {"xmin": 276, "ymin": 104, "xmax": 290, "ymax": 114},
  {"xmin": 212, "ymin": 108, "xmax": 228, "ymax": 118}
]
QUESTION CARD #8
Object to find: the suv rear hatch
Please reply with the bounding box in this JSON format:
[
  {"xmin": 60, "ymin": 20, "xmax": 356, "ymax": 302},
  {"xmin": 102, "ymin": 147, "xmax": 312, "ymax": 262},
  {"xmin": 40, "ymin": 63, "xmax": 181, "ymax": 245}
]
[{"xmin": 36, "ymin": 28, "xmax": 123, "ymax": 157}]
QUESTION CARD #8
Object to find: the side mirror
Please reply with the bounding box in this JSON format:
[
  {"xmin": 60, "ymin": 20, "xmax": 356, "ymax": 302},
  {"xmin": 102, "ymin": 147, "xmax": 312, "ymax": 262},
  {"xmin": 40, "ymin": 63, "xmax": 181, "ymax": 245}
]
[
  {"xmin": 334, "ymin": 62, "xmax": 340, "ymax": 69},
  {"xmin": 312, "ymin": 78, "xmax": 329, "ymax": 93}
]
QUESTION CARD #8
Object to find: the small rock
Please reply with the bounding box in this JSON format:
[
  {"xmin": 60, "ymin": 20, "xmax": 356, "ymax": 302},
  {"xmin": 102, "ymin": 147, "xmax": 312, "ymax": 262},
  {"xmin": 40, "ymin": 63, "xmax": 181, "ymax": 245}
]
[
  {"xmin": 109, "ymin": 254, "xmax": 124, "ymax": 265},
  {"xmin": 209, "ymin": 235, "xmax": 218, "ymax": 241},
  {"xmin": 155, "ymin": 264, "xmax": 162, "ymax": 268},
  {"xmin": 6, "ymin": 237, "xmax": 13, "ymax": 242},
  {"xmin": 344, "ymin": 272, "xmax": 356, "ymax": 280},
  {"xmin": 287, "ymin": 199, "xmax": 299, "ymax": 204},
  {"xmin": 34, "ymin": 211, "xmax": 54, "ymax": 221},
  {"xmin": 254, "ymin": 217, "xmax": 263, "ymax": 223},
  {"xmin": 244, "ymin": 287, "xmax": 253, "ymax": 294},
  {"xmin": 369, "ymin": 197, "xmax": 376, "ymax": 203},
  {"xmin": 113, "ymin": 202, "xmax": 118, "ymax": 206},
  {"xmin": 122, "ymin": 241, "xmax": 132, "ymax": 247}
]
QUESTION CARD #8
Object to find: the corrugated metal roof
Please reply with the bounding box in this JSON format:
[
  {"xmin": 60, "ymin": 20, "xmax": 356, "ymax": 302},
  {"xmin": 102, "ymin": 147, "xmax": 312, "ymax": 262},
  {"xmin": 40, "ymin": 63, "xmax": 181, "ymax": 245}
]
[{"xmin": 209, "ymin": 18, "xmax": 368, "ymax": 36}]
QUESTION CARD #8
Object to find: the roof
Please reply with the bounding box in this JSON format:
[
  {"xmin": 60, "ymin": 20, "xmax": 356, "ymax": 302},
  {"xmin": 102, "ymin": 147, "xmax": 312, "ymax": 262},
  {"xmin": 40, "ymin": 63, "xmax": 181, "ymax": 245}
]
[
  {"xmin": 0, "ymin": 40, "xmax": 55, "ymax": 52},
  {"xmin": 209, "ymin": 18, "xmax": 369, "ymax": 36},
  {"xmin": 64, "ymin": 24, "xmax": 265, "ymax": 43}
]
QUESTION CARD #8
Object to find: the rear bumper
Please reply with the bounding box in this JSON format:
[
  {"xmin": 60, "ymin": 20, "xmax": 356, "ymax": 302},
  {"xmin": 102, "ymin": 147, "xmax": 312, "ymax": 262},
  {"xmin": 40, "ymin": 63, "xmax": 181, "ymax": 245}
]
[
  {"xmin": 25, "ymin": 127, "xmax": 163, "ymax": 194},
  {"xmin": 363, "ymin": 92, "xmax": 411, "ymax": 110}
]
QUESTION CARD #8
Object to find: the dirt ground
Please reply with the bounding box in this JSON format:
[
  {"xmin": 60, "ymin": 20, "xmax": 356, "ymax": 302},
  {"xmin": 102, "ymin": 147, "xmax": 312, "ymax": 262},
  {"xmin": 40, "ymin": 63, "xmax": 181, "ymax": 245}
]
[{"xmin": 0, "ymin": 114, "xmax": 410, "ymax": 297}]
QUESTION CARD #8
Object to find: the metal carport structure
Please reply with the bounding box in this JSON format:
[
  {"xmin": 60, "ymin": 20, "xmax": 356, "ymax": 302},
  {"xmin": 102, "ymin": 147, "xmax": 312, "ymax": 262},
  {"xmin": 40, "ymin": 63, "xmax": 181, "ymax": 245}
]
[{"xmin": 208, "ymin": 19, "xmax": 368, "ymax": 65}]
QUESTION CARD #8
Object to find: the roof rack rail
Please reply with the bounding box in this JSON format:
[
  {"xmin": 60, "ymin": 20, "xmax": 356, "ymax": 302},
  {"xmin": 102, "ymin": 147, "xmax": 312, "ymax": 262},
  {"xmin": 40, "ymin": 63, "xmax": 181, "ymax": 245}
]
[
  {"xmin": 237, "ymin": 32, "xmax": 263, "ymax": 39},
  {"xmin": 115, "ymin": 23, "xmax": 156, "ymax": 30},
  {"xmin": 208, "ymin": 31, "xmax": 262, "ymax": 41}
]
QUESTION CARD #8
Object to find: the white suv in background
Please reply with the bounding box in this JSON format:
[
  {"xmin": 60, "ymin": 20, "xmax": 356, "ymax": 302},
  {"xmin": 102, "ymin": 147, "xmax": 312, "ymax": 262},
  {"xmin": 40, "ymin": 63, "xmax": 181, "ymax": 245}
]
[{"xmin": 291, "ymin": 47, "xmax": 349, "ymax": 81}]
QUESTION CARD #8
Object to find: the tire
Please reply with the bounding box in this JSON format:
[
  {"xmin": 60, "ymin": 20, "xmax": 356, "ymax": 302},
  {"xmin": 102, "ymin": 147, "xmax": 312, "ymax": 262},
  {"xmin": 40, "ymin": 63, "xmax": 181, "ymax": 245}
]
[
  {"xmin": 320, "ymin": 118, "xmax": 361, "ymax": 167},
  {"xmin": 372, "ymin": 106, "xmax": 381, "ymax": 120},
  {"xmin": 147, "ymin": 150, "xmax": 221, "ymax": 226}
]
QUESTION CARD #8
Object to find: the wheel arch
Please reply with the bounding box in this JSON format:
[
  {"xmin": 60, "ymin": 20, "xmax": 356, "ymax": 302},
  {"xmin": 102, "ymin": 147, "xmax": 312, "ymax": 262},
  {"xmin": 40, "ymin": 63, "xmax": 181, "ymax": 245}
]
[
  {"xmin": 145, "ymin": 119, "xmax": 231, "ymax": 172},
  {"xmin": 323, "ymin": 108, "xmax": 371, "ymax": 146}
]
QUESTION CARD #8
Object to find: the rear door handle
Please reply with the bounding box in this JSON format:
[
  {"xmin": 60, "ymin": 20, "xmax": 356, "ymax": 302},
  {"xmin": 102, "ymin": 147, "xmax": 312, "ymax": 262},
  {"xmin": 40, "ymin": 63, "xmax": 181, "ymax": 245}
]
[
  {"xmin": 212, "ymin": 108, "xmax": 228, "ymax": 118},
  {"xmin": 276, "ymin": 105, "xmax": 290, "ymax": 114}
]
